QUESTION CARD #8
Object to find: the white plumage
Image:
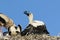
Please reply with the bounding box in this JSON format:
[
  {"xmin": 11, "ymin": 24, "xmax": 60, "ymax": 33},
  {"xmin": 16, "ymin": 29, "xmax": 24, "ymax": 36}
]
[
  {"xmin": 8, "ymin": 24, "xmax": 21, "ymax": 36},
  {"xmin": 30, "ymin": 20, "xmax": 45, "ymax": 27}
]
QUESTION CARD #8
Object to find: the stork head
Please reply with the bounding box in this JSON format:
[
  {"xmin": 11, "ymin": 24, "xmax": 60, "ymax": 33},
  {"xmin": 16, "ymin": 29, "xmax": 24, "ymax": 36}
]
[
  {"xmin": 24, "ymin": 11, "xmax": 33, "ymax": 24},
  {"xmin": 24, "ymin": 11, "xmax": 33, "ymax": 17},
  {"xmin": 24, "ymin": 11, "xmax": 29, "ymax": 16}
]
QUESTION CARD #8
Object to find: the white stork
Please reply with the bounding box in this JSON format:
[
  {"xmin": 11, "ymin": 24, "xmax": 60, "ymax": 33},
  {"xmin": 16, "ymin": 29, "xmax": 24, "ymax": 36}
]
[{"xmin": 21, "ymin": 11, "xmax": 49, "ymax": 36}]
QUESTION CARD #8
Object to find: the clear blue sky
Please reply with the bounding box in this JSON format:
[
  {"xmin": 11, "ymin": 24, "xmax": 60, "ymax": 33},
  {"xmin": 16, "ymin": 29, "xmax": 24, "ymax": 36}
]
[{"xmin": 0, "ymin": 0, "xmax": 60, "ymax": 36}]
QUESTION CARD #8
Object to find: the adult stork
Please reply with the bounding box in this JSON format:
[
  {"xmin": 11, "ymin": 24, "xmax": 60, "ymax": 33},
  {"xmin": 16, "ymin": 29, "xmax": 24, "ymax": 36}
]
[{"xmin": 21, "ymin": 11, "xmax": 49, "ymax": 36}]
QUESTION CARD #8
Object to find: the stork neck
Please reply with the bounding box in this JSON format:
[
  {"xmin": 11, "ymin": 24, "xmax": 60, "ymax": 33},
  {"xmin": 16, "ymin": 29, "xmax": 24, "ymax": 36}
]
[
  {"xmin": 28, "ymin": 13, "xmax": 33, "ymax": 24},
  {"xmin": 29, "ymin": 18, "xmax": 33, "ymax": 24}
]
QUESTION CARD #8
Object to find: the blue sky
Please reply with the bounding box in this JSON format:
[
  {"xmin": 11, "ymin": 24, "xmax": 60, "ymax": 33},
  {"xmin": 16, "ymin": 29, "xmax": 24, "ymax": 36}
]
[{"xmin": 0, "ymin": 0, "xmax": 60, "ymax": 36}]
